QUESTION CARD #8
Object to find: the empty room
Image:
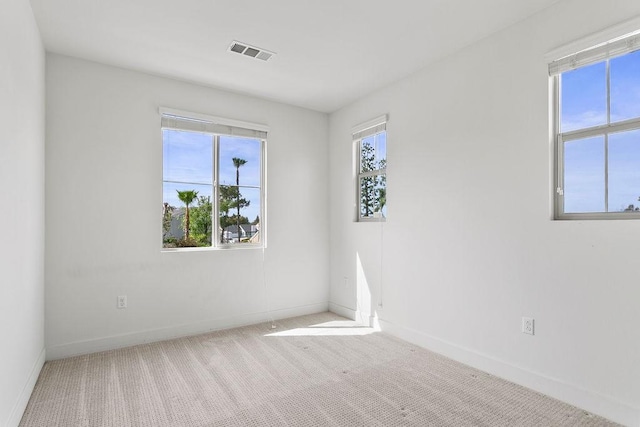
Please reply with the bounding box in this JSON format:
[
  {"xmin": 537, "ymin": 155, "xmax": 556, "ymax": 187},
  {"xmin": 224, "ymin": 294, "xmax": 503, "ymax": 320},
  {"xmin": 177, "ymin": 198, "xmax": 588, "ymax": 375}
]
[{"xmin": 2, "ymin": 0, "xmax": 640, "ymax": 426}]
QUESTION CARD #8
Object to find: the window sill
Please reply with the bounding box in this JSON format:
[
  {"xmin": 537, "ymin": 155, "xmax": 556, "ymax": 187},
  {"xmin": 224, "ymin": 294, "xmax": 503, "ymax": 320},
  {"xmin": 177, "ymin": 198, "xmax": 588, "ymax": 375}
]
[
  {"xmin": 555, "ymin": 212, "xmax": 640, "ymax": 220},
  {"xmin": 358, "ymin": 218, "xmax": 386, "ymax": 223},
  {"xmin": 161, "ymin": 244, "xmax": 264, "ymax": 253}
]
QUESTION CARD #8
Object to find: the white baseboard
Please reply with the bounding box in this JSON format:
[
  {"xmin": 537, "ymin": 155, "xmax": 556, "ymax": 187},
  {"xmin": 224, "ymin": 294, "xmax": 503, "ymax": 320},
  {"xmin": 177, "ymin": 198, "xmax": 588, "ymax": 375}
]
[
  {"xmin": 47, "ymin": 302, "xmax": 328, "ymax": 360},
  {"xmin": 328, "ymin": 302, "xmax": 356, "ymax": 320},
  {"xmin": 328, "ymin": 302, "xmax": 382, "ymax": 328},
  {"xmin": 6, "ymin": 347, "xmax": 45, "ymax": 427},
  {"xmin": 379, "ymin": 319, "xmax": 639, "ymax": 427}
]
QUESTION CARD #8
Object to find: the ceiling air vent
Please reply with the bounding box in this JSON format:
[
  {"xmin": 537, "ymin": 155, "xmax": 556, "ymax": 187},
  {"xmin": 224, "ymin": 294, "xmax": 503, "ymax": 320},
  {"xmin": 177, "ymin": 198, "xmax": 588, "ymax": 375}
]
[{"xmin": 228, "ymin": 41, "xmax": 275, "ymax": 62}]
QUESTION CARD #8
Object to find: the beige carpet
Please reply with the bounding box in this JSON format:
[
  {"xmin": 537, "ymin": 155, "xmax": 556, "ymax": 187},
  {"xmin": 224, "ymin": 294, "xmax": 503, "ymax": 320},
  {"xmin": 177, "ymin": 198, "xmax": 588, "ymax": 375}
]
[{"xmin": 21, "ymin": 312, "xmax": 617, "ymax": 426}]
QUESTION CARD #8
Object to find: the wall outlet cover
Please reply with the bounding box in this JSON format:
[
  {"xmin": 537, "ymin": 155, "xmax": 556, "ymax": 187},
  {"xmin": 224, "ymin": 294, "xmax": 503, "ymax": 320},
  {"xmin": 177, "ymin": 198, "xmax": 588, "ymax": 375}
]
[
  {"xmin": 117, "ymin": 295, "xmax": 127, "ymax": 309},
  {"xmin": 522, "ymin": 317, "xmax": 534, "ymax": 335}
]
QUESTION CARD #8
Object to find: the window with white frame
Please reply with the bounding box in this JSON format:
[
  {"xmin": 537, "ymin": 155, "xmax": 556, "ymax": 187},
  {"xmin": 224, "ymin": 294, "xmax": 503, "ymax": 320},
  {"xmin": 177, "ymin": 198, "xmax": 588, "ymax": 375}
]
[
  {"xmin": 551, "ymin": 31, "xmax": 640, "ymax": 219},
  {"xmin": 354, "ymin": 116, "xmax": 387, "ymax": 221},
  {"xmin": 161, "ymin": 109, "xmax": 266, "ymax": 248}
]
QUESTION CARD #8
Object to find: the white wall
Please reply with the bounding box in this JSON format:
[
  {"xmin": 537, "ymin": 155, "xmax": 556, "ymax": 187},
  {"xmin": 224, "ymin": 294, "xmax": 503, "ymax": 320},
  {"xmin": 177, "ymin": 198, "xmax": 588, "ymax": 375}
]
[
  {"xmin": 0, "ymin": 1, "xmax": 46, "ymax": 426},
  {"xmin": 45, "ymin": 54, "xmax": 329, "ymax": 359},
  {"xmin": 329, "ymin": 1, "xmax": 640, "ymax": 425}
]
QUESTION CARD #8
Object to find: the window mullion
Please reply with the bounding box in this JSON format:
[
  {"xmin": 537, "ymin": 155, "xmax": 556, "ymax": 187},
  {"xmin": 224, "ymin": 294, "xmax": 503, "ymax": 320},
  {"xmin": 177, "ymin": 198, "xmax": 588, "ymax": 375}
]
[
  {"xmin": 359, "ymin": 170, "xmax": 383, "ymax": 178},
  {"xmin": 561, "ymin": 119, "xmax": 640, "ymax": 141},
  {"xmin": 213, "ymin": 134, "xmax": 220, "ymax": 247},
  {"xmin": 606, "ymin": 59, "xmax": 611, "ymax": 124},
  {"xmin": 604, "ymin": 59, "xmax": 611, "ymax": 213},
  {"xmin": 163, "ymin": 179, "xmax": 212, "ymax": 186},
  {"xmin": 557, "ymin": 133, "xmax": 565, "ymax": 216},
  {"xmin": 260, "ymin": 138, "xmax": 266, "ymax": 246},
  {"xmin": 555, "ymin": 76, "xmax": 565, "ymax": 218},
  {"xmin": 604, "ymin": 133, "xmax": 609, "ymax": 212},
  {"xmin": 357, "ymin": 139, "xmax": 363, "ymax": 173}
]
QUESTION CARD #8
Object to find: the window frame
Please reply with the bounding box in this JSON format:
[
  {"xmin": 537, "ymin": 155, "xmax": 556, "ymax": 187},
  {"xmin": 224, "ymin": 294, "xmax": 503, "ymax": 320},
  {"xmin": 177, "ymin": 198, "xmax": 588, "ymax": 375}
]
[
  {"xmin": 551, "ymin": 37, "xmax": 640, "ymax": 220},
  {"xmin": 353, "ymin": 115, "xmax": 387, "ymax": 222},
  {"xmin": 160, "ymin": 108, "xmax": 267, "ymax": 250}
]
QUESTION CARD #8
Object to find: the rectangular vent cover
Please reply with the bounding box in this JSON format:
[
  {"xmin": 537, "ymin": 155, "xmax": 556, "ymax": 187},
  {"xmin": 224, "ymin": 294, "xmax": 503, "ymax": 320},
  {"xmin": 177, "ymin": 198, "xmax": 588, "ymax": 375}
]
[{"xmin": 228, "ymin": 41, "xmax": 275, "ymax": 61}]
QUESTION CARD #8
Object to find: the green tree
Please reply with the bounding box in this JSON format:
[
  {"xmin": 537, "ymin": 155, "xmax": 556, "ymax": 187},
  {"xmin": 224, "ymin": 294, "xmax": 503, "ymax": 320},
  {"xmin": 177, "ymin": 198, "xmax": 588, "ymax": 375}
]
[
  {"xmin": 162, "ymin": 202, "xmax": 175, "ymax": 242},
  {"xmin": 360, "ymin": 143, "xmax": 386, "ymax": 218},
  {"xmin": 623, "ymin": 196, "xmax": 640, "ymax": 212},
  {"xmin": 375, "ymin": 158, "xmax": 387, "ymax": 215},
  {"xmin": 376, "ymin": 186, "xmax": 386, "ymax": 213},
  {"xmin": 360, "ymin": 143, "xmax": 377, "ymax": 217},
  {"xmin": 177, "ymin": 190, "xmax": 198, "ymax": 240},
  {"xmin": 189, "ymin": 195, "xmax": 212, "ymax": 245},
  {"xmin": 232, "ymin": 157, "xmax": 248, "ymax": 242},
  {"xmin": 219, "ymin": 185, "xmax": 249, "ymax": 243},
  {"xmin": 252, "ymin": 215, "xmax": 260, "ymax": 225}
]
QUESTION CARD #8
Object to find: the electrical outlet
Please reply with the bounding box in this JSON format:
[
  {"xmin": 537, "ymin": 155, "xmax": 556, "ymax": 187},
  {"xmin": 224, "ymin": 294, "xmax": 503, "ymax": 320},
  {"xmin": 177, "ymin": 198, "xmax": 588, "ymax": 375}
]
[
  {"xmin": 117, "ymin": 295, "xmax": 127, "ymax": 309},
  {"xmin": 522, "ymin": 317, "xmax": 534, "ymax": 335}
]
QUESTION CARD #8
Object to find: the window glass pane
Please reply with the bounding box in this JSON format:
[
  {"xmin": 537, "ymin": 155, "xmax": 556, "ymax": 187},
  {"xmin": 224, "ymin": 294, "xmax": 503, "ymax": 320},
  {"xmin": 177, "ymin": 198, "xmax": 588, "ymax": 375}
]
[
  {"xmin": 610, "ymin": 50, "xmax": 640, "ymax": 123},
  {"xmin": 162, "ymin": 182, "xmax": 213, "ymax": 248},
  {"xmin": 375, "ymin": 132, "xmax": 386, "ymax": 169},
  {"xmin": 608, "ymin": 129, "xmax": 640, "ymax": 212},
  {"xmin": 360, "ymin": 136, "xmax": 376, "ymax": 173},
  {"xmin": 219, "ymin": 136, "xmax": 261, "ymax": 187},
  {"xmin": 163, "ymin": 129, "xmax": 212, "ymax": 184},
  {"xmin": 219, "ymin": 186, "xmax": 261, "ymax": 244},
  {"xmin": 376, "ymin": 174, "xmax": 387, "ymax": 218},
  {"xmin": 561, "ymin": 62, "xmax": 606, "ymax": 132},
  {"xmin": 563, "ymin": 136, "xmax": 605, "ymax": 213},
  {"xmin": 360, "ymin": 174, "xmax": 386, "ymax": 219}
]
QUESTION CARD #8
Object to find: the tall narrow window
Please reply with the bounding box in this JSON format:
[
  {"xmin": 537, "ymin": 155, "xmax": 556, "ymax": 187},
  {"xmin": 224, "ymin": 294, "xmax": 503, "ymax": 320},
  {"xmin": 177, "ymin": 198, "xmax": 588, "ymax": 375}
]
[
  {"xmin": 161, "ymin": 109, "xmax": 266, "ymax": 248},
  {"xmin": 354, "ymin": 116, "xmax": 387, "ymax": 221},
  {"xmin": 550, "ymin": 31, "xmax": 640, "ymax": 219}
]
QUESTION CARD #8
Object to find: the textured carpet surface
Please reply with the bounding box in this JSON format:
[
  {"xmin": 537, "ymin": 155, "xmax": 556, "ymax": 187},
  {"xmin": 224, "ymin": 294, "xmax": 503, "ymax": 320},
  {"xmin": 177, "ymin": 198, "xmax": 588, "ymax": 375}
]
[{"xmin": 21, "ymin": 312, "xmax": 618, "ymax": 426}]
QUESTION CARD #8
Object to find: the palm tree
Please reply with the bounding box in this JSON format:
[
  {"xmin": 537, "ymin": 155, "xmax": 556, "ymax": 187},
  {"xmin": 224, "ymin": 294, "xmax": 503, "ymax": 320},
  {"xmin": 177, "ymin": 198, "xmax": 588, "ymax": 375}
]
[
  {"xmin": 176, "ymin": 190, "xmax": 198, "ymax": 239},
  {"xmin": 232, "ymin": 157, "xmax": 247, "ymax": 242}
]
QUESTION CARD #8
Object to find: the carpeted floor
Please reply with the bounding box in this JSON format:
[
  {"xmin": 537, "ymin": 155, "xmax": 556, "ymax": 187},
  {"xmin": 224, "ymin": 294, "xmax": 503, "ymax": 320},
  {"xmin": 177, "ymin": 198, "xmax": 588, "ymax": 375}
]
[{"xmin": 21, "ymin": 312, "xmax": 618, "ymax": 426}]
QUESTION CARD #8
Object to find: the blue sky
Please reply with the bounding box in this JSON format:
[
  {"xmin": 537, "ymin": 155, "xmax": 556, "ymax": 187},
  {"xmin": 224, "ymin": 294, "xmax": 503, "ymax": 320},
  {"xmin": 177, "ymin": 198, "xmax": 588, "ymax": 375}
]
[
  {"xmin": 163, "ymin": 130, "xmax": 262, "ymax": 222},
  {"xmin": 561, "ymin": 49, "xmax": 640, "ymax": 213}
]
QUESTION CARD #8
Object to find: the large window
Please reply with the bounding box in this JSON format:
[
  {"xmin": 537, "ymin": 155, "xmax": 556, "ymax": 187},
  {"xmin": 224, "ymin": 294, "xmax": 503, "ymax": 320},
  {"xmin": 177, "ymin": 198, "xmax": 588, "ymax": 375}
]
[
  {"xmin": 354, "ymin": 116, "xmax": 387, "ymax": 221},
  {"xmin": 161, "ymin": 109, "xmax": 266, "ymax": 248},
  {"xmin": 551, "ymin": 31, "xmax": 640, "ymax": 219}
]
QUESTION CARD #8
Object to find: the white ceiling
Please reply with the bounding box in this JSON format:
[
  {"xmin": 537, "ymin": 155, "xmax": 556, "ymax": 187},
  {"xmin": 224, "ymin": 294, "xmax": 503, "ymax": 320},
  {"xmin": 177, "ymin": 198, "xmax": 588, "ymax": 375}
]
[{"xmin": 29, "ymin": 0, "xmax": 561, "ymax": 113}]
